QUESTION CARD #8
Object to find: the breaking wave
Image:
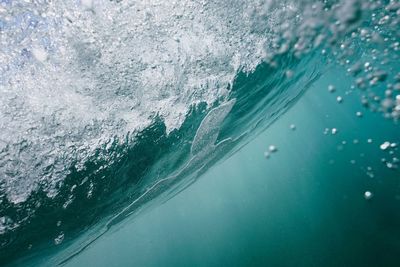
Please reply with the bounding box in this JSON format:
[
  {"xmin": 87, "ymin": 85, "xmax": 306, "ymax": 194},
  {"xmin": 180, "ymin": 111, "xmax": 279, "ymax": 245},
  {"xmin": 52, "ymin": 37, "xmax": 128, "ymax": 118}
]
[{"xmin": 0, "ymin": 0, "xmax": 399, "ymax": 265}]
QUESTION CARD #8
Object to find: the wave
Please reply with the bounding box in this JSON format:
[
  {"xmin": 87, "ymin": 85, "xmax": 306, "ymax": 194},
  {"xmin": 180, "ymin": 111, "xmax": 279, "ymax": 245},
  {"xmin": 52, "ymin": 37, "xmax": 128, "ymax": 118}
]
[{"xmin": 0, "ymin": 0, "xmax": 399, "ymax": 265}]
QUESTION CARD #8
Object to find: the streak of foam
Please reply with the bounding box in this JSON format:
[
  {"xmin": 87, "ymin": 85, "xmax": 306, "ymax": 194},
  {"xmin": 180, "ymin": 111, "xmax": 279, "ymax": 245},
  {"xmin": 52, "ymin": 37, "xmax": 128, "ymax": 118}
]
[{"xmin": 191, "ymin": 99, "xmax": 236, "ymax": 155}]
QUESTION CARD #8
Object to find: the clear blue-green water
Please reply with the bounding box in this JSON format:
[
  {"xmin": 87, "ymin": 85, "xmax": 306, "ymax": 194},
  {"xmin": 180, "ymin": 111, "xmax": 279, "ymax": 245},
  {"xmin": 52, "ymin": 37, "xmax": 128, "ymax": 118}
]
[
  {"xmin": 1, "ymin": 1, "xmax": 400, "ymax": 266},
  {"xmin": 57, "ymin": 68, "xmax": 400, "ymax": 267}
]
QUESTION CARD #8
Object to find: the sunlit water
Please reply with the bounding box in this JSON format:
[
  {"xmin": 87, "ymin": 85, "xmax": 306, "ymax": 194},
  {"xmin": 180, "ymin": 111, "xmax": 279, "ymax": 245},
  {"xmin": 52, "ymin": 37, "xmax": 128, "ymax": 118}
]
[
  {"xmin": 60, "ymin": 68, "xmax": 400, "ymax": 267},
  {"xmin": 0, "ymin": 0, "xmax": 399, "ymax": 266}
]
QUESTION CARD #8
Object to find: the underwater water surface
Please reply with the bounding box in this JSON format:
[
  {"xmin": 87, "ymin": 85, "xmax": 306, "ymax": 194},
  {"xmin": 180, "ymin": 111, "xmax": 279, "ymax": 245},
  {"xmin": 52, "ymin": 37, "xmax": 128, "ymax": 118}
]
[{"xmin": 0, "ymin": 0, "xmax": 400, "ymax": 266}]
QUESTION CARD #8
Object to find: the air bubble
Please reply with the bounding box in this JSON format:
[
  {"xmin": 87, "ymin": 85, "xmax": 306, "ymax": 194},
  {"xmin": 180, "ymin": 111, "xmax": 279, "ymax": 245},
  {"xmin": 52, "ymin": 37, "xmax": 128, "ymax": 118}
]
[
  {"xmin": 285, "ymin": 70, "xmax": 294, "ymax": 78},
  {"xmin": 386, "ymin": 162, "xmax": 394, "ymax": 169},
  {"xmin": 269, "ymin": 145, "xmax": 277, "ymax": 153},
  {"xmin": 380, "ymin": 141, "xmax": 390, "ymax": 150},
  {"xmin": 364, "ymin": 191, "xmax": 373, "ymax": 200},
  {"xmin": 328, "ymin": 85, "xmax": 336, "ymax": 93}
]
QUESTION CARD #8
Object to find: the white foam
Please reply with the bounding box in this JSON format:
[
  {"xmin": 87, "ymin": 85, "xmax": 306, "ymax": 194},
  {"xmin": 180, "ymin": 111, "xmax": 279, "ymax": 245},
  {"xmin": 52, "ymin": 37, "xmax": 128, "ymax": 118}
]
[
  {"xmin": 31, "ymin": 47, "xmax": 48, "ymax": 62},
  {"xmin": 0, "ymin": 0, "xmax": 369, "ymax": 204},
  {"xmin": 0, "ymin": 0, "xmax": 290, "ymax": 203}
]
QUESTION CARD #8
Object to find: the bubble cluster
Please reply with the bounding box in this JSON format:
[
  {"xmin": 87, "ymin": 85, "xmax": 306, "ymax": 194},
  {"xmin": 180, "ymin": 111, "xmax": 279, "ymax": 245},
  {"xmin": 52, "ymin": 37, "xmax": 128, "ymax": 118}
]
[
  {"xmin": 264, "ymin": 144, "xmax": 278, "ymax": 159},
  {"xmin": 380, "ymin": 141, "xmax": 399, "ymax": 170},
  {"xmin": 54, "ymin": 232, "xmax": 64, "ymax": 245}
]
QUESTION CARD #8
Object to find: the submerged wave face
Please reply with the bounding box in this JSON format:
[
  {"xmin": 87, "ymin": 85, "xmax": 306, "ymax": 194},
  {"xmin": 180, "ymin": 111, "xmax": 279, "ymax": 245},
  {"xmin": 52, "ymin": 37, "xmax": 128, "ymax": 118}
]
[{"xmin": 0, "ymin": 0, "xmax": 399, "ymax": 265}]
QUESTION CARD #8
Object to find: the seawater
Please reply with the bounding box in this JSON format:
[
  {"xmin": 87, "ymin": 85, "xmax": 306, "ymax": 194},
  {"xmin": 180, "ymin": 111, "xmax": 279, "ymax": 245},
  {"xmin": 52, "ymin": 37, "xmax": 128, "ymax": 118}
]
[
  {"xmin": 49, "ymin": 66, "xmax": 400, "ymax": 267},
  {"xmin": 0, "ymin": 0, "xmax": 399, "ymax": 266}
]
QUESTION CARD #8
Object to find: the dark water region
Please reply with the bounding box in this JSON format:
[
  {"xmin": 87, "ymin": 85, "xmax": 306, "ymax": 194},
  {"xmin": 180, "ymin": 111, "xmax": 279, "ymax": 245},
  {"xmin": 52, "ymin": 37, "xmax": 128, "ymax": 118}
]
[{"xmin": 53, "ymin": 68, "xmax": 400, "ymax": 267}]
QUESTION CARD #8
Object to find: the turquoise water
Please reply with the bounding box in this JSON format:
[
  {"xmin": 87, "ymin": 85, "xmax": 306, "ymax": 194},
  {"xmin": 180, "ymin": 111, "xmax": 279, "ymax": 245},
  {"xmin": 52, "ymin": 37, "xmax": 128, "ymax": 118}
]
[
  {"xmin": 1, "ymin": 0, "xmax": 400, "ymax": 266},
  {"xmin": 49, "ymin": 68, "xmax": 400, "ymax": 267}
]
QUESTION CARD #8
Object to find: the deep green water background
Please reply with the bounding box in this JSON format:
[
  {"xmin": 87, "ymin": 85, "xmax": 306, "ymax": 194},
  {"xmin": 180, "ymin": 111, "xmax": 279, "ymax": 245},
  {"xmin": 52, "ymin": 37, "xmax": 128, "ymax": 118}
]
[{"xmin": 51, "ymin": 68, "xmax": 400, "ymax": 267}]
